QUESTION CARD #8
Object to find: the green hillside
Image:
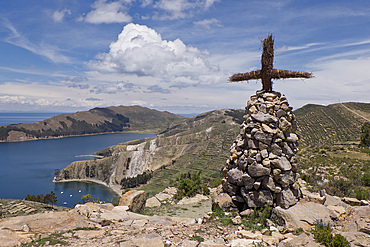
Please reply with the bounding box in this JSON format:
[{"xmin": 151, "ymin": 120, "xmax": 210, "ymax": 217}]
[{"xmin": 294, "ymin": 102, "xmax": 370, "ymax": 146}]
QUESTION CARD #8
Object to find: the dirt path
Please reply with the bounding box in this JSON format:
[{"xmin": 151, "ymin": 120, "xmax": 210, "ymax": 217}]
[{"xmin": 340, "ymin": 103, "xmax": 370, "ymax": 122}]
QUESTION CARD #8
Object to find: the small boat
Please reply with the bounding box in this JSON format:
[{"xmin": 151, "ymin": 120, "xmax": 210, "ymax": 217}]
[
  {"xmin": 70, "ymin": 194, "xmax": 72, "ymax": 197},
  {"xmin": 63, "ymin": 202, "xmax": 67, "ymax": 205},
  {"xmin": 78, "ymin": 190, "xmax": 81, "ymax": 193},
  {"xmin": 61, "ymin": 192, "xmax": 64, "ymax": 194}
]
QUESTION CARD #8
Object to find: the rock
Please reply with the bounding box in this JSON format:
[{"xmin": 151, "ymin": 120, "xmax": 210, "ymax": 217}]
[
  {"xmin": 270, "ymin": 143, "xmax": 282, "ymax": 156},
  {"xmin": 163, "ymin": 187, "xmax": 177, "ymax": 195},
  {"xmin": 254, "ymin": 131, "xmax": 273, "ymax": 145},
  {"xmin": 119, "ymin": 190, "xmax": 147, "ymax": 213},
  {"xmin": 274, "ymin": 170, "xmax": 296, "ymax": 187},
  {"xmin": 276, "ymin": 188, "xmax": 298, "ymax": 209},
  {"xmin": 177, "ymin": 194, "xmax": 209, "ymax": 205},
  {"xmin": 338, "ymin": 231, "xmax": 370, "ymax": 247},
  {"xmin": 240, "ymin": 208, "xmax": 253, "ymax": 217},
  {"xmin": 279, "ymin": 117, "xmax": 291, "ymax": 132},
  {"xmin": 241, "ymin": 189, "xmax": 273, "ymax": 208},
  {"xmin": 262, "ymin": 176, "xmax": 276, "ymax": 192},
  {"xmin": 251, "ymin": 112, "xmax": 278, "ymax": 123},
  {"xmin": 155, "ymin": 192, "xmax": 173, "ymax": 202},
  {"xmin": 120, "ymin": 234, "xmax": 164, "ymax": 247},
  {"xmin": 222, "ymin": 179, "xmax": 239, "ymax": 195},
  {"xmin": 344, "ymin": 206, "xmax": 370, "ymax": 234},
  {"xmin": 248, "ymin": 162, "xmax": 270, "ymax": 177},
  {"xmin": 324, "ymin": 195, "xmax": 349, "ymax": 208},
  {"xmin": 272, "ymin": 157, "xmax": 292, "ymax": 171},
  {"xmin": 182, "ymin": 240, "xmax": 199, "ymax": 247},
  {"xmin": 146, "ymin": 197, "xmax": 161, "ymax": 208},
  {"xmin": 343, "ymin": 197, "xmax": 362, "ymax": 206},
  {"xmin": 232, "ymin": 215, "xmax": 242, "ymax": 225},
  {"xmin": 261, "ymin": 123, "xmax": 277, "ymax": 134},
  {"xmin": 214, "ymin": 193, "xmax": 233, "ymax": 210},
  {"xmin": 1, "ymin": 211, "xmax": 88, "ymax": 233},
  {"xmin": 261, "ymin": 149, "xmax": 269, "ymax": 159},
  {"xmin": 276, "ymin": 109, "xmax": 286, "ymax": 118},
  {"xmin": 285, "ymin": 133, "xmax": 299, "ymax": 143},
  {"xmin": 227, "ymin": 168, "xmax": 244, "ymax": 186},
  {"xmin": 229, "ymin": 239, "xmax": 262, "ymax": 247},
  {"xmin": 271, "ymin": 202, "xmax": 335, "ymax": 232},
  {"xmin": 305, "ymin": 193, "xmax": 326, "ymax": 204},
  {"xmin": 198, "ymin": 239, "xmax": 226, "ymax": 247},
  {"xmin": 280, "ymin": 233, "xmax": 321, "ymax": 247}
]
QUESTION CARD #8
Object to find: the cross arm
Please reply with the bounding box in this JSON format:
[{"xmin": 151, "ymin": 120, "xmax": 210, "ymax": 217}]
[
  {"xmin": 270, "ymin": 69, "xmax": 313, "ymax": 79},
  {"xmin": 229, "ymin": 70, "xmax": 262, "ymax": 82}
]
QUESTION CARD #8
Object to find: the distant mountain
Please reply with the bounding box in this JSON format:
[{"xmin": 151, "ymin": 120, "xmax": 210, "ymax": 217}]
[
  {"xmin": 294, "ymin": 102, "xmax": 370, "ymax": 146},
  {"xmin": 0, "ymin": 105, "xmax": 184, "ymax": 142}
]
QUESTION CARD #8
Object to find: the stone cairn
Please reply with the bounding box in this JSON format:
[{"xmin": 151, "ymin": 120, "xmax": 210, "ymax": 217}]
[
  {"xmin": 223, "ymin": 90, "xmax": 301, "ymax": 209},
  {"xmin": 222, "ymin": 35, "xmax": 312, "ymax": 210}
]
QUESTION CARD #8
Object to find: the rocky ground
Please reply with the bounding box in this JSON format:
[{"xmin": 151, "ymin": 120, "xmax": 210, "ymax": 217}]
[
  {"xmin": 0, "ymin": 198, "xmax": 68, "ymax": 219},
  {"xmin": 0, "ymin": 182, "xmax": 370, "ymax": 246}
]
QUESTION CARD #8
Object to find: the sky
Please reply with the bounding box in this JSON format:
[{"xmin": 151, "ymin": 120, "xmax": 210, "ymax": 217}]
[{"xmin": 0, "ymin": 0, "xmax": 369, "ymax": 114}]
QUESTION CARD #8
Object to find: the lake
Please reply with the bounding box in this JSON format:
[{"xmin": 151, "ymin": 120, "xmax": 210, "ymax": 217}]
[{"xmin": 0, "ymin": 113, "xmax": 154, "ymax": 207}]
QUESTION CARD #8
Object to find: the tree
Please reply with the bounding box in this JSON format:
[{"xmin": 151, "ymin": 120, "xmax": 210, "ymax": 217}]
[{"xmin": 359, "ymin": 122, "xmax": 370, "ymax": 148}]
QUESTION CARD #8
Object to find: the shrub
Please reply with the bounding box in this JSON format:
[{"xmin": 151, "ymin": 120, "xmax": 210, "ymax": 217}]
[
  {"xmin": 362, "ymin": 173, "xmax": 370, "ymax": 186},
  {"xmin": 312, "ymin": 220, "xmax": 350, "ymax": 247},
  {"xmin": 171, "ymin": 171, "xmax": 209, "ymax": 200}
]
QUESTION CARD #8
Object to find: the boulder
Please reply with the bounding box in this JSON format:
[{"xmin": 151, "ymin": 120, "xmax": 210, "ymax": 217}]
[
  {"xmin": 271, "ymin": 202, "xmax": 335, "ymax": 231},
  {"xmin": 119, "ymin": 190, "xmax": 147, "ymax": 213}
]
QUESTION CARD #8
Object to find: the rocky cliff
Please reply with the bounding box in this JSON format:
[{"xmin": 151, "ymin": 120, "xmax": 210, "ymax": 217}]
[{"xmin": 54, "ymin": 109, "xmax": 243, "ymax": 193}]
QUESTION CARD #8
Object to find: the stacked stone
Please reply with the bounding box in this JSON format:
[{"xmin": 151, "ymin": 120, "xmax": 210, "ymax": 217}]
[{"xmin": 222, "ymin": 90, "xmax": 301, "ymax": 210}]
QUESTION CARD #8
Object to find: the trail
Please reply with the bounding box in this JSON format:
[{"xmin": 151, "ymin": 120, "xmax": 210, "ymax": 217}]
[{"xmin": 340, "ymin": 103, "xmax": 370, "ymax": 122}]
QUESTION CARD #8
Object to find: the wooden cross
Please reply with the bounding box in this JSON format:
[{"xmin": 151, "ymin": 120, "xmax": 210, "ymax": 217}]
[{"xmin": 229, "ymin": 35, "xmax": 313, "ymax": 92}]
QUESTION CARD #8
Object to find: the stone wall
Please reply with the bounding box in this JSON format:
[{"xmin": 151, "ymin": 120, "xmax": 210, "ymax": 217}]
[{"xmin": 222, "ymin": 90, "xmax": 301, "ymax": 210}]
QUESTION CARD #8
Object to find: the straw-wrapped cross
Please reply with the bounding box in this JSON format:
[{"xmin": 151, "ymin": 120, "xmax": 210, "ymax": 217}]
[{"xmin": 229, "ymin": 34, "xmax": 313, "ymax": 92}]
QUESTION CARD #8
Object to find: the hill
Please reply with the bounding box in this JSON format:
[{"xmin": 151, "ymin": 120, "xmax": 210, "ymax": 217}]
[
  {"xmin": 0, "ymin": 105, "xmax": 184, "ymax": 142},
  {"xmin": 294, "ymin": 102, "xmax": 370, "ymax": 146},
  {"xmin": 54, "ymin": 102, "xmax": 370, "ymax": 196},
  {"xmin": 54, "ymin": 109, "xmax": 243, "ymax": 196}
]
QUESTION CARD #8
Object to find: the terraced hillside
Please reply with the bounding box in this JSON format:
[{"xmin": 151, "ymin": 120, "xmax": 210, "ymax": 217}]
[{"xmin": 294, "ymin": 102, "xmax": 370, "ymax": 146}]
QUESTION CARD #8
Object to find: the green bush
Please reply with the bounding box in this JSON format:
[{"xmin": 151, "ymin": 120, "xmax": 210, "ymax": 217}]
[
  {"xmin": 312, "ymin": 220, "xmax": 350, "ymax": 247},
  {"xmin": 362, "ymin": 173, "xmax": 370, "ymax": 186},
  {"xmin": 170, "ymin": 171, "xmax": 209, "ymax": 200}
]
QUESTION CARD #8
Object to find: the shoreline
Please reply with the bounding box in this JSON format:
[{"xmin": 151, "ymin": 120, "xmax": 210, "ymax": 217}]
[
  {"xmin": 0, "ymin": 130, "xmax": 157, "ymax": 143},
  {"xmin": 53, "ymin": 178, "xmax": 123, "ymax": 197}
]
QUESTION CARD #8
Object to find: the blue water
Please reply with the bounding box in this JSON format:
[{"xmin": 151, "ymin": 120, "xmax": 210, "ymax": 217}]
[
  {"xmin": 0, "ymin": 112, "xmax": 63, "ymax": 126},
  {"xmin": 0, "ymin": 113, "xmax": 155, "ymax": 207}
]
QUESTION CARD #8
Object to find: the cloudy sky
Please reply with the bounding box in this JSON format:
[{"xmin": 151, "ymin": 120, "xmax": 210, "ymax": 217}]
[{"xmin": 0, "ymin": 0, "xmax": 369, "ymax": 114}]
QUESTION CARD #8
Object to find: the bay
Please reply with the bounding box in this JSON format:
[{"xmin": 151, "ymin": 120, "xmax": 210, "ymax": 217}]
[{"xmin": 0, "ymin": 131, "xmax": 154, "ymax": 207}]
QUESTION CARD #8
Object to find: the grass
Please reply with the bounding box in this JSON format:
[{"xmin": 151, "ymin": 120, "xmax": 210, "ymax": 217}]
[
  {"xmin": 22, "ymin": 233, "xmax": 68, "ymax": 247},
  {"xmin": 298, "ymin": 145, "xmax": 370, "ymax": 200}
]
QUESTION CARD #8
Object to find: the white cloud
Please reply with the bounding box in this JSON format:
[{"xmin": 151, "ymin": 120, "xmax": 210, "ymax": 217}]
[
  {"xmin": 52, "ymin": 8, "xmax": 71, "ymax": 22},
  {"xmin": 82, "ymin": 0, "xmax": 132, "ymax": 24},
  {"xmin": 193, "ymin": 18, "xmax": 221, "ymax": 29},
  {"xmin": 2, "ymin": 19, "xmax": 71, "ymax": 63},
  {"xmin": 154, "ymin": 0, "xmax": 219, "ymax": 20},
  {"xmin": 88, "ymin": 23, "xmax": 221, "ymax": 85}
]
